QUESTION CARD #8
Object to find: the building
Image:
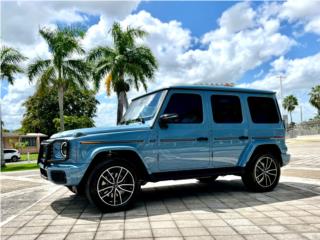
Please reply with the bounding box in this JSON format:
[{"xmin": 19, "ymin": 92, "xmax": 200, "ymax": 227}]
[{"xmin": 2, "ymin": 133, "xmax": 48, "ymax": 154}]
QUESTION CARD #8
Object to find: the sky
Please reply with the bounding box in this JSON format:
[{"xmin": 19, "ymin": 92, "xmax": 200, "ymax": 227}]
[{"xmin": 1, "ymin": 0, "xmax": 320, "ymax": 131}]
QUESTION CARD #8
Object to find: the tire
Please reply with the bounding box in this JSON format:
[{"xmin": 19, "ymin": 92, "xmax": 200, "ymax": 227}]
[
  {"xmin": 85, "ymin": 159, "xmax": 141, "ymax": 212},
  {"xmin": 67, "ymin": 185, "xmax": 85, "ymax": 196},
  {"xmin": 11, "ymin": 156, "xmax": 18, "ymax": 162},
  {"xmin": 242, "ymin": 153, "xmax": 280, "ymax": 192},
  {"xmin": 197, "ymin": 175, "xmax": 218, "ymax": 183}
]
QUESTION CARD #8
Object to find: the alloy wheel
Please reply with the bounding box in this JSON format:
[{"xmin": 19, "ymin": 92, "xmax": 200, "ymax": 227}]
[
  {"xmin": 97, "ymin": 166, "xmax": 135, "ymax": 207},
  {"xmin": 254, "ymin": 156, "xmax": 278, "ymax": 188}
]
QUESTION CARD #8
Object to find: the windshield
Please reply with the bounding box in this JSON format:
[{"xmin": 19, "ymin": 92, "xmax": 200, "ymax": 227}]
[{"xmin": 120, "ymin": 91, "xmax": 165, "ymax": 125}]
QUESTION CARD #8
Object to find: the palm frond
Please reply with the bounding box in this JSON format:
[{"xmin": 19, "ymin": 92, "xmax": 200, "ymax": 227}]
[{"xmin": 27, "ymin": 59, "xmax": 52, "ymax": 82}]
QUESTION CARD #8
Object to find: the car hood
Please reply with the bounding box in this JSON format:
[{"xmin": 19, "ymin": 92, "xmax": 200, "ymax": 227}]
[{"xmin": 51, "ymin": 124, "xmax": 150, "ymax": 139}]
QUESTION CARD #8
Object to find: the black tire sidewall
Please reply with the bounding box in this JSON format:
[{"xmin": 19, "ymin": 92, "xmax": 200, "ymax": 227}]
[
  {"xmin": 243, "ymin": 153, "xmax": 280, "ymax": 192},
  {"xmin": 86, "ymin": 159, "xmax": 140, "ymax": 212},
  {"xmin": 11, "ymin": 156, "xmax": 18, "ymax": 162}
]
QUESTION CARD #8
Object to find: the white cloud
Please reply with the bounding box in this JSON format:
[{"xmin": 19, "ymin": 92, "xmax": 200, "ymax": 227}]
[
  {"xmin": 219, "ymin": 2, "xmax": 256, "ymax": 33},
  {"xmin": 1, "ymin": 0, "xmax": 140, "ymax": 44},
  {"xmin": 279, "ymin": 0, "xmax": 320, "ymax": 35},
  {"xmin": 238, "ymin": 53, "xmax": 320, "ymax": 121}
]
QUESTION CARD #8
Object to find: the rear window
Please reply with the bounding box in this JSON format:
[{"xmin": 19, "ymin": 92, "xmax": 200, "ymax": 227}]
[
  {"xmin": 211, "ymin": 95, "xmax": 243, "ymax": 123},
  {"xmin": 248, "ymin": 97, "xmax": 279, "ymax": 123}
]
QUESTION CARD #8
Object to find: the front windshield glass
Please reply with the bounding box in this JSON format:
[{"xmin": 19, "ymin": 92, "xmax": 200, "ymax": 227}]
[{"xmin": 120, "ymin": 91, "xmax": 165, "ymax": 124}]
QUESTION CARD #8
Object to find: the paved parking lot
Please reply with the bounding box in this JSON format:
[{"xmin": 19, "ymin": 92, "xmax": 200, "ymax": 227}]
[{"xmin": 1, "ymin": 140, "xmax": 320, "ymax": 240}]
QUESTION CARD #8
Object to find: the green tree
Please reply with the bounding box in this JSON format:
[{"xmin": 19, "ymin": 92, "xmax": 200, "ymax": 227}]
[
  {"xmin": 28, "ymin": 27, "xmax": 91, "ymax": 131},
  {"xmin": 1, "ymin": 46, "xmax": 27, "ymax": 85},
  {"xmin": 309, "ymin": 85, "xmax": 320, "ymax": 117},
  {"xmin": 53, "ymin": 116, "xmax": 94, "ymax": 131},
  {"xmin": 88, "ymin": 22, "xmax": 158, "ymax": 124},
  {"xmin": 21, "ymin": 87, "xmax": 99, "ymax": 136},
  {"xmin": 283, "ymin": 95, "xmax": 298, "ymax": 124}
]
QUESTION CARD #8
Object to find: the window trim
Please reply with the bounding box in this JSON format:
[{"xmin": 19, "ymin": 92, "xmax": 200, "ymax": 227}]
[
  {"xmin": 210, "ymin": 94, "xmax": 244, "ymax": 124},
  {"xmin": 162, "ymin": 92, "xmax": 204, "ymax": 124}
]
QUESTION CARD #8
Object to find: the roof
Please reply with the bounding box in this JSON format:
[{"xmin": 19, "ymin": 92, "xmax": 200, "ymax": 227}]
[
  {"xmin": 132, "ymin": 85, "xmax": 275, "ymax": 101},
  {"xmin": 3, "ymin": 132, "xmax": 48, "ymax": 137}
]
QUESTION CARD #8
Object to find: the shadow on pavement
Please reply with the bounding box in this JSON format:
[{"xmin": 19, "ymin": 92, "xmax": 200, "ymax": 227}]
[{"xmin": 50, "ymin": 179, "xmax": 318, "ymax": 221}]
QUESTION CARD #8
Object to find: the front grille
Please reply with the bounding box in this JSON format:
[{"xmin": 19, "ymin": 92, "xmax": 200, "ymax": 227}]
[{"xmin": 38, "ymin": 141, "xmax": 52, "ymax": 166}]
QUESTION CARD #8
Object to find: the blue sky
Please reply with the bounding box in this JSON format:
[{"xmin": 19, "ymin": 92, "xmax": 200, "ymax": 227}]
[{"xmin": 1, "ymin": 0, "xmax": 320, "ymax": 130}]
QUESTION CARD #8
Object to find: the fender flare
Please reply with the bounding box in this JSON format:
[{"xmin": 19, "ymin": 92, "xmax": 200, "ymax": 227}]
[{"xmin": 238, "ymin": 140, "xmax": 282, "ymax": 167}]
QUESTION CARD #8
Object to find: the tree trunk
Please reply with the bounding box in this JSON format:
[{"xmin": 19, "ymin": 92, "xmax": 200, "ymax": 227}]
[
  {"xmin": 123, "ymin": 91, "xmax": 129, "ymax": 110},
  {"xmin": 58, "ymin": 86, "xmax": 65, "ymax": 131},
  {"xmin": 117, "ymin": 92, "xmax": 124, "ymax": 125},
  {"xmin": 116, "ymin": 91, "xmax": 129, "ymax": 125},
  {"xmin": 290, "ymin": 111, "xmax": 292, "ymax": 124},
  {"xmin": 0, "ymin": 86, "xmax": 5, "ymax": 167}
]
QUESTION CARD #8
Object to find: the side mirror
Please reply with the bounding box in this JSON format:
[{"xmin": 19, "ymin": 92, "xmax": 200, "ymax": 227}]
[{"xmin": 159, "ymin": 113, "xmax": 179, "ymax": 129}]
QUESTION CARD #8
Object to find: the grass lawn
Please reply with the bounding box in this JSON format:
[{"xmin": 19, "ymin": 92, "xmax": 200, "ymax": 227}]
[
  {"xmin": 20, "ymin": 153, "xmax": 38, "ymax": 161},
  {"xmin": 1, "ymin": 163, "xmax": 39, "ymax": 172}
]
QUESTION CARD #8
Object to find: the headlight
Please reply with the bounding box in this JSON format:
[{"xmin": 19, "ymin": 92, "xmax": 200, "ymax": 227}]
[
  {"xmin": 60, "ymin": 141, "xmax": 69, "ymax": 158},
  {"xmin": 52, "ymin": 141, "xmax": 69, "ymax": 160}
]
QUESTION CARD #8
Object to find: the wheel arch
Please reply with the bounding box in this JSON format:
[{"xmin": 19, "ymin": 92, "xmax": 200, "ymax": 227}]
[
  {"xmin": 79, "ymin": 148, "xmax": 150, "ymax": 189},
  {"xmin": 240, "ymin": 143, "xmax": 283, "ymax": 167}
]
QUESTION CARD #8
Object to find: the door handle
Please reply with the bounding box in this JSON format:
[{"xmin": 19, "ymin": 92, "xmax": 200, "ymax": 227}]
[
  {"xmin": 197, "ymin": 137, "xmax": 208, "ymax": 142},
  {"xmin": 239, "ymin": 136, "xmax": 249, "ymax": 140}
]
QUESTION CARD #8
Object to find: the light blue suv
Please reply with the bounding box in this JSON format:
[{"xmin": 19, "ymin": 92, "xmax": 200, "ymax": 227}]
[{"xmin": 38, "ymin": 85, "xmax": 290, "ymax": 211}]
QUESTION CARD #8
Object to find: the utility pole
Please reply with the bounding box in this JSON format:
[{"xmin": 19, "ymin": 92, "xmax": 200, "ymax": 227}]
[{"xmin": 277, "ymin": 75, "xmax": 285, "ymax": 98}]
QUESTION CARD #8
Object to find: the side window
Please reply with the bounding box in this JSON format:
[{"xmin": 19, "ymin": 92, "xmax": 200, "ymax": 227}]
[
  {"xmin": 211, "ymin": 95, "xmax": 243, "ymax": 123},
  {"xmin": 248, "ymin": 97, "xmax": 279, "ymax": 123},
  {"xmin": 163, "ymin": 93, "xmax": 203, "ymax": 123},
  {"xmin": 4, "ymin": 150, "xmax": 9, "ymax": 154}
]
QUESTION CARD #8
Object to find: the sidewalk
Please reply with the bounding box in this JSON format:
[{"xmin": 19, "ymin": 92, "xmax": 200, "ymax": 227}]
[{"xmin": 1, "ymin": 176, "xmax": 319, "ymax": 240}]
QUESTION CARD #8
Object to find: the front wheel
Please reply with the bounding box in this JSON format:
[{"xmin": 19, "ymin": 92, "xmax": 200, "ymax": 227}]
[
  {"xmin": 242, "ymin": 153, "xmax": 280, "ymax": 192},
  {"xmin": 11, "ymin": 156, "xmax": 18, "ymax": 162},
  {"xmin": 86, "ymin": 160, "xmax": 140, "ymax": 212}
]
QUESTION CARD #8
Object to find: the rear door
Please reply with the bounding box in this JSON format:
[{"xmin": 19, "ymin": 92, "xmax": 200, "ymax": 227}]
[{"xmin": 210, "ymin": 93, "xmax": 249, "ymax": 168}]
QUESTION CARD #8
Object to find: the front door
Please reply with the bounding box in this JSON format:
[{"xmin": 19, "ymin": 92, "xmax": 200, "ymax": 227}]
[
  {"xmin": 209, "ymin": 93, "xmax": 249, "ymax": 168},
  {"xmin": 157, "ymin": 91, "xmax": 210, "ymax": 171}
]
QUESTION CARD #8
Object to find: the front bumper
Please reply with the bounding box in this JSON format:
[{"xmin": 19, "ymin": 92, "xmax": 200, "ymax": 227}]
[
  {"xmin": 281, "ymin": 153, "xmax": 290, "ymax": 166},
  {"xmin": 38, "ymin": 139, "xmax": 87, "ymax": 186},
  {"xmin": 39, "ymin": 162, "xmax": 88, "ymax": 185}
]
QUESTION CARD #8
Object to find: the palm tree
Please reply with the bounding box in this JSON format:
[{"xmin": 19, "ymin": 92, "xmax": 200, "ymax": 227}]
[
  {"xmin": 309, "ymin": 85, "xmax": 320, "ymax": 117},
  {"xmin": 28, "ymin": 27, "xmax": 91, "ymax": 131},
  {"xmin": 1, "ymin": 46, "xmax": 27, "ymax": 85},
  {"xmin": 283, "ymin": 95, "xmax": 298, "ymax": 123},
  {"xmin": 88, "ymin": 22, "xmax": 158, "ymax": 124},
  {"xmin": 1, "ymin": 46, "xmax": 26, "ymax": 166}
]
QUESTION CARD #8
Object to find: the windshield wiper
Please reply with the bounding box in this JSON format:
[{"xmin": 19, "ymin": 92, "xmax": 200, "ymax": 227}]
[{"xmin": 120, "ymin": 117, "xmax": 145, "ymax": 125}]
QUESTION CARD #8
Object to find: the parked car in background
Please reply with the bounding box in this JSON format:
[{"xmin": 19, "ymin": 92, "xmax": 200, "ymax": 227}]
[
  {"xmin": 4, "ymin": 149, "xmax": 21, "ymax": 162},
  {"xmin": 38, "ymin": 85, "xmax": 290, "ymax": 212}
]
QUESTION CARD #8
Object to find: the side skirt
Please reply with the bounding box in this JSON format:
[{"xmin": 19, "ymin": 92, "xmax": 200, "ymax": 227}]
[{"xmin": 149, "ymin": 167, "xmax": 244, "ymax": 182}]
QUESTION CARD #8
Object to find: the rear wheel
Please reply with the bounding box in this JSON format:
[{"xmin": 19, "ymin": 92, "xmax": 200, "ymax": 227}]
[
  {"xmin": 86, "ymin": 159, "xmax": 140, "ymax": 212},
  {"xmin": 11, "ymin": 156, "xmax": 18, "ymax": 162},
  {"xmin": 242, "ymin": 153, "xmax": 280, "ymax": 192},
  {"xmin": 198, "ymin": 175, "xmax": 218, "ymax": 183}
]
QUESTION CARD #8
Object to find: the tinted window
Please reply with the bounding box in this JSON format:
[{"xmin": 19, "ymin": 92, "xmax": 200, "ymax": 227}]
[
  {"xmin": 211, "ymin": 95, "xmax": 243, "ymax": 123},
  {"xmin": 248, "ymin": 97, "xmax": 279, "ymax": 123},
  {"xmin": 4, "ymin": 150, "xmax": 14, "ymax": 153},
  {"xmin": 164, "ymin": 93, "xmax": 203, "ymax": 123}
]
